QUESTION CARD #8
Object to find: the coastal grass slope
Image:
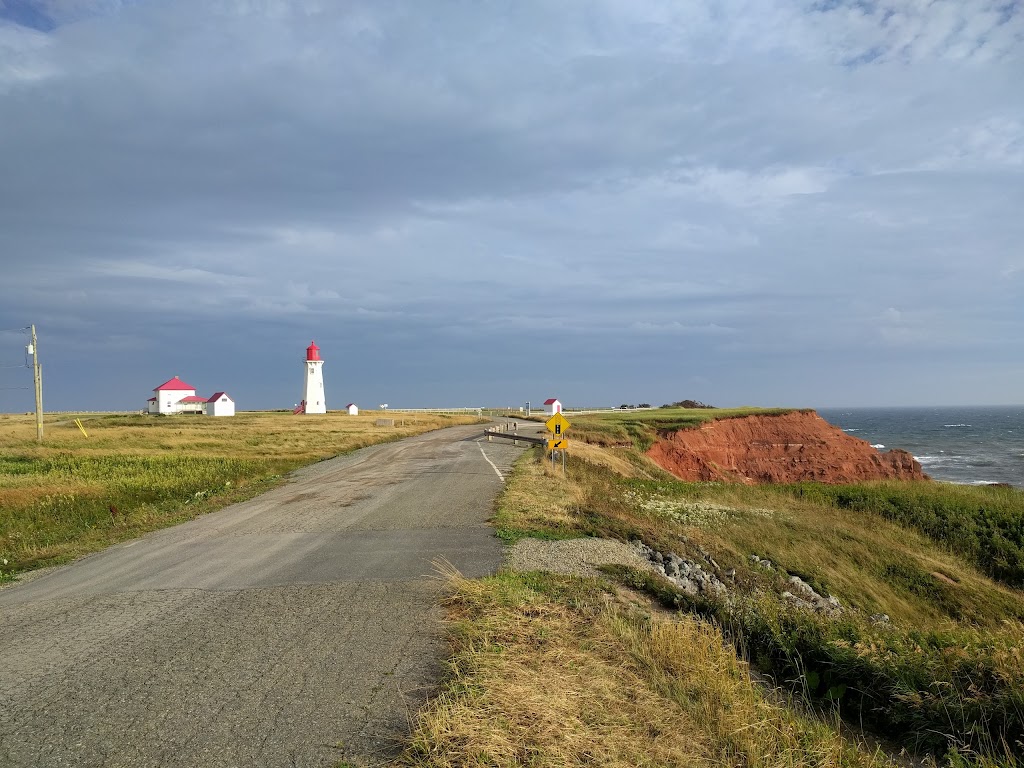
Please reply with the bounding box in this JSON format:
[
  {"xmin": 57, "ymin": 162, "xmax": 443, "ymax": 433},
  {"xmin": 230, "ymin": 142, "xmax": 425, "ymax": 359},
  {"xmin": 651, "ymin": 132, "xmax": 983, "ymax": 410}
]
[
  {"xmin": 0, "ymin": 410, "xmax": 481, "ymax": 580},
  {"xmin": 398, "ymin": 567, "xmax": 893, "ymax": 768},
  {"xmin": 401, "ymin": 409, "xmax": 1024, "ymax": 767}
]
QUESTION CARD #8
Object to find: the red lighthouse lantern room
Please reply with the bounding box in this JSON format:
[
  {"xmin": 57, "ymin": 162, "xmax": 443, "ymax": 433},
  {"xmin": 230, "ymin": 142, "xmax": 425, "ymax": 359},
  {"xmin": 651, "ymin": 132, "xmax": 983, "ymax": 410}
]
[{"xmin": 306, "ymin": 341, "xmax": 321, "ymax": 361}]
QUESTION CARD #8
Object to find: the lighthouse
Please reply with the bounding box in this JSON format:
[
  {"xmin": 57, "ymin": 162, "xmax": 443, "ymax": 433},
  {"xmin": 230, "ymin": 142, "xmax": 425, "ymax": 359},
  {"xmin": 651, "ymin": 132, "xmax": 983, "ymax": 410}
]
[{"xmin": 300, "ymin": 341, "xmax": 327, "ymax": 414}]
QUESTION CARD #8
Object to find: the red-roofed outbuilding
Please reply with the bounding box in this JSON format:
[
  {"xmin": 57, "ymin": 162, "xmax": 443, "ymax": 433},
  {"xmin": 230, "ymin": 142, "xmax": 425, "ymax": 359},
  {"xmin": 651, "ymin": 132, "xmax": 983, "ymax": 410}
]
[
  {"xmin": 206, "ymin": 392, "xmax": 235, "ymax": 417},
  {"xmin": 544, "ymin": 398, "xmax": 562, "ymax": 415}
]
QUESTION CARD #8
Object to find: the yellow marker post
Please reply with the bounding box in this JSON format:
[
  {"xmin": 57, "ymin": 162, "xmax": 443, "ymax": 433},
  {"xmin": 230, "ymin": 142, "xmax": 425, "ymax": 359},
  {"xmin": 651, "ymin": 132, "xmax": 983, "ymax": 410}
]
[{"xmin": 74, "ymin": 418, "xmax": 88, "ymax": 438}]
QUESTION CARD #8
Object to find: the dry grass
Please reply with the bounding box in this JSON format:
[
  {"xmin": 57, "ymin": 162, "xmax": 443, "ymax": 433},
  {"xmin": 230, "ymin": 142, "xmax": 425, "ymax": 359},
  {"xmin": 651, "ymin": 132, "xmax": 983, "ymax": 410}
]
[
  {"xmin": 618, "ymin": 481, "xmax": 1024, "ymax": 629},
  {"xmin": 477, "ymin": 437, "xmax": 1024, "ymax": 763},
  {"xmin": 0, "ymin": 410, "xmax": 482, "ymax": 576},
  {"xmin": 491, "ymin": 449, "xmax": 587, "ymax": 541},
  {"xmin": 397, "ymin": 570, "xmax": 892, "ymax": 768},
  {"xmin": 0, "ymin": 410, "xmax": 474, "ymax": 461},
  {"xmin": 566, "ymin": 439, "xmax": 665, "ymax": 479},
  {"xmin": 497, "ymin": 446, "xmax": 1024, "ymax": 631}
]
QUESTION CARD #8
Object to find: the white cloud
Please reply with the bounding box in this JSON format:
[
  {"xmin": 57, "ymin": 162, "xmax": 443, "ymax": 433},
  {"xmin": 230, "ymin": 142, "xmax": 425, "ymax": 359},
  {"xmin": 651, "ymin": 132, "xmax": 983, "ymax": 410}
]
[{"xmin": 804, "ymin": 0, "xmax": 1024, "ymax": 65}]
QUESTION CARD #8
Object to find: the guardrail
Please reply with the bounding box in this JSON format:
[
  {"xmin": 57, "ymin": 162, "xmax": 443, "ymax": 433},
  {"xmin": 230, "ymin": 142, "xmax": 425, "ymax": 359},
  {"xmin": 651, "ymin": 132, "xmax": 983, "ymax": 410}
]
[{"xmin": 483, "ymin": 428, "xmax": 547, "ymax": 446}]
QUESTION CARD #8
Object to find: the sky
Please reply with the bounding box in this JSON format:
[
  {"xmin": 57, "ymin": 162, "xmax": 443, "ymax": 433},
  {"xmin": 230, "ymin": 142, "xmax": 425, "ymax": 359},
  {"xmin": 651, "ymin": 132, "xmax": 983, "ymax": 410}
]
[{"xmin": 1, "ymin": 0, "xmax": 1022, "ymax": 413}]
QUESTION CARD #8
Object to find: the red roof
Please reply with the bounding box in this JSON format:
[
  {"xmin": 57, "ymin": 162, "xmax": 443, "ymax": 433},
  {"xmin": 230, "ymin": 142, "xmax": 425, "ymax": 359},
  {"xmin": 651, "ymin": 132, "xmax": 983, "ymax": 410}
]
[
  {"xmin": 543, "ymin": 398, "xmax": 559, "ymax": 405},
  {"xmin": 346, "ymin": 403, "xmax": 357, "ymax": 407},
  {"xmin": 179, "ymin": 395, "xmax": 207, "ymax": 403},
  {"xmin": 147, "ymin": 397, "xmax": 156, "ymax": 402},
  {"xmin": 154, "ymin": 376, "xmax": 196, "ymax": 392},
  {"xmin": 306, "ymin": 341, "xmax": 321, "ymax": 361},
  {"xmin": 207, "ymin": 392, "xmax": 231, "ymax": 403}
]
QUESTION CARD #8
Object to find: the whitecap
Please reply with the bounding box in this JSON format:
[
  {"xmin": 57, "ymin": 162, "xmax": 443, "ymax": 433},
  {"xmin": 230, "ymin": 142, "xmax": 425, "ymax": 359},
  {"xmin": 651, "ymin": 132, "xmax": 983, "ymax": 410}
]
[
  {"xmin": 871, "ymin": 444, "xmax": 885, "ymax": 449},
  {"xmin": 843, "ymin": 428, "xmax": 859, "ymax": 432},
  {"xmin": 944, "ymin": 424, "xmax": 971, "ymax": 428}
]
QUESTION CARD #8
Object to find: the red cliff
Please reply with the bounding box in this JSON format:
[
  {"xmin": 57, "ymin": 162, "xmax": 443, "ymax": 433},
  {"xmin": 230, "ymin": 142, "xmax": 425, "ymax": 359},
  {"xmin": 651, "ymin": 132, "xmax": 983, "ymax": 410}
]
[{"xmin": 646, "ymin": 411, "xmax": 927, "ymax": 484}]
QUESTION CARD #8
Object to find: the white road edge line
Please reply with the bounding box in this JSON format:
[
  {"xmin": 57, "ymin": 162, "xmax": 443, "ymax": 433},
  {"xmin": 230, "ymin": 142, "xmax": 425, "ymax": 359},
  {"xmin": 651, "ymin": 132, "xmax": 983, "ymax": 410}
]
[{"xmin": 477, "ymin": 442, "xmax": 505, "ymax": 481}]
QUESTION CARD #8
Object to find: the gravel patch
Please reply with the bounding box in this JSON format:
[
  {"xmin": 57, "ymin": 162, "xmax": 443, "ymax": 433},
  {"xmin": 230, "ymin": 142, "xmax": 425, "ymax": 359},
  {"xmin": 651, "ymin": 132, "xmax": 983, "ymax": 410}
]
[{"xmin": 506, "ymin": 537, "xmax": 651, "ymax": 577}]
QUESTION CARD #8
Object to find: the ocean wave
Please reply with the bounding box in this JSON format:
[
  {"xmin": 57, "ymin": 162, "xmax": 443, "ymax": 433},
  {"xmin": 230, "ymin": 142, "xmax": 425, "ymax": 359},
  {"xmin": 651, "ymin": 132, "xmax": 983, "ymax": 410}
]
[
  {"xmin": 871, "ymin": 444, "xmax": 885, "ymax": 449},
  {"xmin": 843, "ymin": 428, "xmax": 859, "ymax": 432},
  {"xmin": 944, "ymin": 424, "xmax": 971, "ymax": 428},
  {"xmin": 914, "ymin": 455, "xmax": 948, "ymax": 465}
]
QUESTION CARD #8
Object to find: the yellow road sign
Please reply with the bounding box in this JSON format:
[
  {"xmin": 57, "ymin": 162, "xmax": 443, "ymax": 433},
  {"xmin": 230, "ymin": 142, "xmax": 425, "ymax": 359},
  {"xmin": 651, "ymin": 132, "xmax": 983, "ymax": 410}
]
[
  {"xmin": 547, "ymin": 438, "xmax": 569, "ymax": 451},
  {"xmin": 545, "ymin": 412, "xmax": 571, "ymax": 436}
]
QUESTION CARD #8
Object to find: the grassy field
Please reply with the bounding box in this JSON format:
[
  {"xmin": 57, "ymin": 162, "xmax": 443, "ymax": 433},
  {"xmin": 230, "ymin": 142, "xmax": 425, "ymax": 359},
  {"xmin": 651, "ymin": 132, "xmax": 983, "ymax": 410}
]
[
  {"xmin": 0, "ymin": 410, "xmax": 482, "ymax": 579},
  {"xmin": 399, "ymin": 409, "xmax": 1024, "ymax": 767}
]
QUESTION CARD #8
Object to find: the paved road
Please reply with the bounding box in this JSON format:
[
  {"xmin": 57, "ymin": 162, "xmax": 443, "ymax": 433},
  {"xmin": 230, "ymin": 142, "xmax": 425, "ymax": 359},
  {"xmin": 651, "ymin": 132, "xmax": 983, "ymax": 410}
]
[{"xmin": 0, "ymin": 422, "xmax": 539, "ymax": 767}]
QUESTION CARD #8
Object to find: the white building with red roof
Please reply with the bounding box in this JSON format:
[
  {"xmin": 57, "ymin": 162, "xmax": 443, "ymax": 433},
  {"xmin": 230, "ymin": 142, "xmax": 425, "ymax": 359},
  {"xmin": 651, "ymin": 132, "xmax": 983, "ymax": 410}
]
[
  {"xmin": 206, "ymin": 392, "xmax": 235, "ymax": 417},
  {"xmin": 543, "ymin": 398, "xmax": 562, "ymax": 415},
  {"xmin": 149, "ymin": 376, "xmax": 198, "ymax": 415},
  {"xmin": 147, "ymin": 377, "xmax": 234, "ymax": 416}
]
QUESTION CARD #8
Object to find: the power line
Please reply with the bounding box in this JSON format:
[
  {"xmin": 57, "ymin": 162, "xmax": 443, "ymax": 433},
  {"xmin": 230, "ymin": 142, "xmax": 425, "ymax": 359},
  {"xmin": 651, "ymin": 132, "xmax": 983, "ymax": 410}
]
[{"xmin": 0, "ymin": 326, "xmax": 32, "ymax": 367}]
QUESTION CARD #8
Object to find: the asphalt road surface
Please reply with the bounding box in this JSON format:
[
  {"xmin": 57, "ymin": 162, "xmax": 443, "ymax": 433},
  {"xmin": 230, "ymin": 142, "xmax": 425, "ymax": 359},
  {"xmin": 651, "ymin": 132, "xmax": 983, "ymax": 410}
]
[{"xmin": 0, "ymin": 422, "xmax": 540, "ymax": 767}]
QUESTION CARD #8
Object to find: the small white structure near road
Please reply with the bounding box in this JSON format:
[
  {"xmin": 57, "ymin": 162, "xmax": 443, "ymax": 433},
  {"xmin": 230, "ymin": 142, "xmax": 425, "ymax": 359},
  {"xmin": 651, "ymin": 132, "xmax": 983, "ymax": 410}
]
[
  {"xmin": 346, "ymin": 403, "xmax": 359, "ymax": 416},
  {"xmin": 206, "ymin": 392, "xmax": 235, "ymax": 417},
  {"xmin": 544, "ymin": 398, "xmax": 562, "ymax": 415}
]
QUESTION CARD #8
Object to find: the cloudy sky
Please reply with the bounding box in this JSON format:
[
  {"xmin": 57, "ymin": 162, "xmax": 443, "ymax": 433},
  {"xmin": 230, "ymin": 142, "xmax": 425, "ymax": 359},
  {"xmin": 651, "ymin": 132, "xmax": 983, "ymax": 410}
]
[{"xmin": 1, "ymin": 0, "xmax": 1022, "ymax": 412}]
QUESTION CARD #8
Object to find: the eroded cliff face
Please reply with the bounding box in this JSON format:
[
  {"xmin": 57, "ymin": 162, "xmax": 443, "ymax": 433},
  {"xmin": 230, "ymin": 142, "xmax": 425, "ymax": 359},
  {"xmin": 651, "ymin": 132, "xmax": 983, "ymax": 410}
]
[{"xmin": 646, "ymin": 411, "xmax": 927, "ymax": 484}]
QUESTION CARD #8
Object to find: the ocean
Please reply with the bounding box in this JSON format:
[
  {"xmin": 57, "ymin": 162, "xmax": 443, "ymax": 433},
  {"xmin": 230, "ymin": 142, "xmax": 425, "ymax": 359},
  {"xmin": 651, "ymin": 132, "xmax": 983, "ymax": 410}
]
[{"xmin": 816, "ymin": 406, "xmax": 1024, "ymax": 488}]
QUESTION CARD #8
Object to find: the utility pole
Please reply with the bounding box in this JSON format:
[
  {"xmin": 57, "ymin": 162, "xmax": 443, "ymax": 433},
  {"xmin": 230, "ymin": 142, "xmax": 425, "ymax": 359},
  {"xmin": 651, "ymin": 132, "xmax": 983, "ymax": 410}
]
[{"xmin": 29, "ymin": 324, "xmax": 43, "ymax": 441}]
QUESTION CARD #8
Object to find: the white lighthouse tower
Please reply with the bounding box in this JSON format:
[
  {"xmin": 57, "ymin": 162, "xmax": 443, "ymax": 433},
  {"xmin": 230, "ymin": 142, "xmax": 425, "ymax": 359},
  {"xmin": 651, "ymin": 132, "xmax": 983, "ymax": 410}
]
[{"xmin": 300, "ymin": 340, "xmax": 327, "ymax": 414}]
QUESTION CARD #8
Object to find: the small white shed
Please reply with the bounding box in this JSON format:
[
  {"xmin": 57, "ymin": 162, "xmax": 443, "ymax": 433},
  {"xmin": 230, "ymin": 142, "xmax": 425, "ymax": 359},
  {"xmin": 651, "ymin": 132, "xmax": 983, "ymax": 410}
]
[
  {"xmin": 543, "ymin": 398, "xmax": 562, "ymax": 415},
  {"xmin": 206, "ymin": 392, "xmax": 235, "ymax": 417},
  {"xmin": 346, "ymin": 403, "xmax": 359, "ymax": 416}
]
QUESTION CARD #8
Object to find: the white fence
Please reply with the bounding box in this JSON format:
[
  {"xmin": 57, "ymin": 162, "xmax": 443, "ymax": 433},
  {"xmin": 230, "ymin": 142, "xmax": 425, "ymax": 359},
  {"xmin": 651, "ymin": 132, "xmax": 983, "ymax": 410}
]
[{"xmin": 384, "ymin": 407, "xmax": 483, "ymax": 414}]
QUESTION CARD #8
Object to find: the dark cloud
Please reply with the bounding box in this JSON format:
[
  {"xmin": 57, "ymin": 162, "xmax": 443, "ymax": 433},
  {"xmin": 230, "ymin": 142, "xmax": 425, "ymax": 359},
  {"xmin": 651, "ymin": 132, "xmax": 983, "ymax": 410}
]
[{"xmin": 0, "ymin": 1, "xmax": 1022, "ymax": 412}]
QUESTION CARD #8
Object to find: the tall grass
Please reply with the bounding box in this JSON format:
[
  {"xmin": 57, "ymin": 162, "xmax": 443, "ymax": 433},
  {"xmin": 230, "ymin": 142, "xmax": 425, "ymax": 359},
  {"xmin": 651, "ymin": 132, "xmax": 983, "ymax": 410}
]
[
  {"xmin": 398, "ymin": 569, "xmax": 892, "ymax": 768},
  {"xmin": 618, "ymin": 568, "xmax": 1024, "ymax": 761},
  {"xmin": 490, "ymin": 443, "xmax": 1024, "ymax": 764},
  {"xmin": 783, "ymin": 482, "xmax": 1024, "ymax": 587}
]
